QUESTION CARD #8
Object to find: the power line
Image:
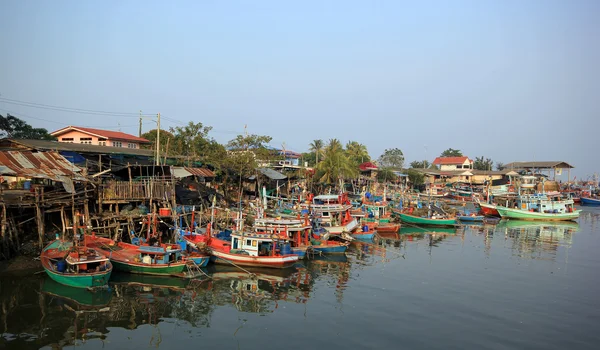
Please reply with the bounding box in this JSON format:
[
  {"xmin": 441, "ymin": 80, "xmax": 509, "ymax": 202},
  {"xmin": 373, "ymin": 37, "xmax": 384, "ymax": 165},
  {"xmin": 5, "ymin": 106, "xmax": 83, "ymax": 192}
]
[
  {"xmin": 0, "ymin": 108, "xmax": 138, "ymax": 129},
  {"xmin": 0, "ymin": 97, "xmax": 156, "ymax": 117}
]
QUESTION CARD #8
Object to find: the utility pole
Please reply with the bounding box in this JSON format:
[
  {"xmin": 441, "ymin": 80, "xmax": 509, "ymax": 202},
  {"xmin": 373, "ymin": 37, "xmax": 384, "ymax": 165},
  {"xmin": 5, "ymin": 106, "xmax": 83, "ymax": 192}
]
[
  {"xmin": 156, "ymin": 113, "xmax": 161, "ymax": 165},
  {"xmin": 139, "ymin": 110, "xmax": 142, "ymax": 137}
]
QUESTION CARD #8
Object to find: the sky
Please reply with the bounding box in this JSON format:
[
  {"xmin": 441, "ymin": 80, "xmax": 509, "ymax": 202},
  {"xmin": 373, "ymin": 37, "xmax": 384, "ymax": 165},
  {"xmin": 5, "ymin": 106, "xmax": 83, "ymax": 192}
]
[{"xmin": 0, "ymin": 0, "xmax": 598, "ymax": 179}]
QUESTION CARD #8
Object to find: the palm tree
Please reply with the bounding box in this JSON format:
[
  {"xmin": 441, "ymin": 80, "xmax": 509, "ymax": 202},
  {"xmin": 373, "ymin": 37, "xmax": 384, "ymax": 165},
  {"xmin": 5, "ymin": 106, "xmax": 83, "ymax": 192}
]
[
  {"xmin": 317, "ymin": 140, "xmax": 358, "ymax": 185},
  {"xmin": 345, "ymin": 141, "xmax": 370, "ymax": 166},
  {"xmin": 309, "ymin": 139, "xmax": 324, "ymax": 166}
]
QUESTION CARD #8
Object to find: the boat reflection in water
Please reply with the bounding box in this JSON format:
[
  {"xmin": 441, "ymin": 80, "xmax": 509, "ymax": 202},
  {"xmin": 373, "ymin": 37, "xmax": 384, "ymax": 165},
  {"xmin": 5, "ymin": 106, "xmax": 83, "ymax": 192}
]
[{"xmin": 494, "ymin": 219, "xmax": 578, "ymax": 260}]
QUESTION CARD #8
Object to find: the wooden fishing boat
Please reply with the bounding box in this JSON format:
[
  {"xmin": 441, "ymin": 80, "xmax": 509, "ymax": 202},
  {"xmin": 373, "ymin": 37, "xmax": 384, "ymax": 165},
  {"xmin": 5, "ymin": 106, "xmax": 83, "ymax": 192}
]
[
  {"xmin": 253, "ymin": 217, "xmax": 349, "ymax": 256},
  {"xmin": 496, "ymin": 193, "xmax": 580, "ymax": 221},
  {"xmin": 376, "ymin": 223, "xmax": 401, "ymax": 233},
  {"xmin": 396, "ymin": 211, "xmax": 456, "ymax": 227},
  {"xmin": 41, "ymin": 239, "xmax": 112, "ymax": 289},
  {"xmin": 479, "ymin": 202, "xmax": 500, "ymax": 217},
  {"xmin": 181, "ymin": 225, "xmax": 299, "ymax": 269},
  {"xmin": 580, "ymin": 196, "xmax": 600, "ymax": 206},
  {"xmin": 495, "ymin": 206, "xmax": 580, "ymax": 221},
  {"xmin": 352, "ymin": 224, "xmax": 376, "ymax": 240},
  {"xmin": 86, "ymin": 235, "xmax": 198, "ymax": 276}
]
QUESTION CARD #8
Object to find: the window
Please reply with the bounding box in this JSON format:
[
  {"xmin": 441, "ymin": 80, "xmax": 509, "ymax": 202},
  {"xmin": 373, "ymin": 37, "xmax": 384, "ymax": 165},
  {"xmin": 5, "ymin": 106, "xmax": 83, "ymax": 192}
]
[
  {"xmin": 80, "ymin": 137, "xmax": 92, "ymax": 144},
  {"xmin": 252, "ymin": 240, "xmax": 257, "ymax": 247},
  {"xmin": 246, "ymin": 239, "xmax": 252, "ymax": 246},
  {"xmin": 61, "ymin": 138, "xmax": 74, "ymax": 143},
  {"xmin": 99, "ymin": 141, "xmax": 106, "ymax": 146},
  {"xmin": 128, "ymin": 143, "xmax": 137, "ymax": 149},
  {"xmin": 112, "ymin": 141, "xmax": 122, "ymax": 147}
]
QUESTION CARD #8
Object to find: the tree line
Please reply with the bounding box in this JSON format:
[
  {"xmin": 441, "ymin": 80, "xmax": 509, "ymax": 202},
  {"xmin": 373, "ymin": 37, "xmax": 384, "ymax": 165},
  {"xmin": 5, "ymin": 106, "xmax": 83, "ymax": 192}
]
[{"xmin": 0, "ymin": 114, "xmax": 506, "ymax": 190}]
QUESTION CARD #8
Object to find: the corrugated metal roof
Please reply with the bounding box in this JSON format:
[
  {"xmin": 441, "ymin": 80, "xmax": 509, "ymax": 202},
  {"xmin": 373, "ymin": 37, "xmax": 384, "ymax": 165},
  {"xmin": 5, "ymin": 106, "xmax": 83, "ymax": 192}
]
[
  {"xmin": 248, "ymin": 168, "xmax": 287, "ymax": 180},
  {"xmin": 172, "ymin": 167, "xmax": 215, "ymax": 178},
  {"xmin": 184, "ymin": 167, "xmax": 215, "ymax": 178},
  {"xmin": 0, "ymin": 151, "xmax": 86, "ymax": 182},
  {"xmin": 504, "ymin": 161, "xmax": 574, "ymax": 169}
]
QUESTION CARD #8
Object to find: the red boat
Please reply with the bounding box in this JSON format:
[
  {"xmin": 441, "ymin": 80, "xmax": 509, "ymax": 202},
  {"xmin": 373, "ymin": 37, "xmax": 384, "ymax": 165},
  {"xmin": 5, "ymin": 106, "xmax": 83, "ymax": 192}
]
[
  {"xmin": 181, "ymin": 224, "xmax": 299, "ymax": 269},
  {"xmin": 376, "ymin": 223, "xmax": 401, "ymax": 233},
  {"xmin": 479, "ymin": 202, "xmax": 500, "ymax": 217}
]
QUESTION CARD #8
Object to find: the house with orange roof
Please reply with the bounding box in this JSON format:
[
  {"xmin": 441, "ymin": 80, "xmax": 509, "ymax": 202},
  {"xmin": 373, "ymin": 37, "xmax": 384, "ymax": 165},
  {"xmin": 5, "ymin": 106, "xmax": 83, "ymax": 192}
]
[
  {"xmin": 50, "ymin": 126, "xmax": 150, "ymax": 149},
  {"xmin": 432, "ymin": 156, "xmax": 473, "ymax": 171}
]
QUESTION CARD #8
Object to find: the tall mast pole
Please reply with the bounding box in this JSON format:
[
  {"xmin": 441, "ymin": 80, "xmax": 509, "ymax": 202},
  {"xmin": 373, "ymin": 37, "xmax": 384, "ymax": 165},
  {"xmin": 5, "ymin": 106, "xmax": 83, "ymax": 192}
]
[{"xmin": 156, "ymin": 113, "xmax": 161, "ymax": 165}]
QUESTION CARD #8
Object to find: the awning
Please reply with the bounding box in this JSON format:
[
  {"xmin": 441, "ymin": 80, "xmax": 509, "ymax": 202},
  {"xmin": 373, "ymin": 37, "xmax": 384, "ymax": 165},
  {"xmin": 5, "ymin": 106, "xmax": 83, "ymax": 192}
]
[
  {"xmin": 172, "ymin": 167, "xmax": 215, "ymax": 178},
  {"xmin": 248, "ymin": 168, "xmax": 287, "ymax": 180}
]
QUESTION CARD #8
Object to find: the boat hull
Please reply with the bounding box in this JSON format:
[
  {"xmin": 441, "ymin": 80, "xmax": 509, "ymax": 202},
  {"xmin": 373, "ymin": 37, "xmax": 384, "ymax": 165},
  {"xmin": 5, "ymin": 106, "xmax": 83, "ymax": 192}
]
[
  {"xmin": 109, "ymin": 259, "xmax": 188, "ymax": 275},
  {"xmin": 496, "ymin": 207, "xmax": 581, "ymax": 221},
  {"xmin": 43, "ymin": 266, "xmax": 112, "ymax": 288},
  {"xmin": 581, "ymin": 197, "xmax": 600, "ymax": 206},
  {"xmin": 457, "ymin": 215, "xmax": 484, "ymax": 222},
  {"xmin": 312, "ymin": 243, "xmax": 347, "ymax": 254},
  {"xmin": 209, "ymin": 250, "xmax": 299, "ymax": 269},
  {"xmin": 479, "ymin": 203, "xmax": 500, "ymax": 217},
  {"xmin": 41, "ymin": 240, "xmax": 112, "ymax": 289},
  {"xmin": 398, "ymin": 213, "xmax": 456, "ymax": 226}
]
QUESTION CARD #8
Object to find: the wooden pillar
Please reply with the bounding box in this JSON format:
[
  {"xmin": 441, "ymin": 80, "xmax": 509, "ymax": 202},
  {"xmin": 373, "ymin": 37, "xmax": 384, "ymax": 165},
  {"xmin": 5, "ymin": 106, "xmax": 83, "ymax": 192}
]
[{"xmin": 35, "ymin": 187, "xmax": 45, "ymax": 246}]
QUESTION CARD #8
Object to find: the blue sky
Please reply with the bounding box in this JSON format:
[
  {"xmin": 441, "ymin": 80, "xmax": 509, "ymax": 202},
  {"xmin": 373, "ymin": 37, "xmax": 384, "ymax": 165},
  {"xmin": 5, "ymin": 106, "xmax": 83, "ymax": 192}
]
[{"xmin": 0, "ymin": 0, "xmax": 598, "ymax": 179}]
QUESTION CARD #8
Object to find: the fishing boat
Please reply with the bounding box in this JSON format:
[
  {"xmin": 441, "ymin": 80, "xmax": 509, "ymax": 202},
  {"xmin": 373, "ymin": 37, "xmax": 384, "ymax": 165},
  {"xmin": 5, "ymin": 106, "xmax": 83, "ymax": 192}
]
[
  {"xmin": 495, "ymin": 193, "xmax": 580, "ymax": 221},
  {"xmin": 456, "ymin": 202, "xmax": 484, "ymax": 222},
  {"xmin": 41, "ymin": 237, "xmax": 112, "ymax": 289},
  {"xmin": 393, "ymin": 206, "xmax": 457, "ymax": 227},
  {"xmin": 479, "ymin": 202, "xmax": 500, "ymax": 217},
  {"xmin": 375, "ymin": 223, "xmax": 401, "ymax": 233},
  {"xmin": 352, "ymin": 224, "xmax": 376, "ymax": 240},
  {"xmin": 181, "ymin": 224, "xmax": 300, "ymax": 269},
  {"xmin": 580, "ymin": 196, "xmax": 600, "ymax": 206},
  {"xmin": 308, "ymin": 194, "xmax": 360, "ymax": 235},
  {"xmin": 253, "ymin": 217, "xmax": 349, "ymax": 256},
  {"xmin": 86, "ymin": 234, "xmax": 201, "ymax": 277}
]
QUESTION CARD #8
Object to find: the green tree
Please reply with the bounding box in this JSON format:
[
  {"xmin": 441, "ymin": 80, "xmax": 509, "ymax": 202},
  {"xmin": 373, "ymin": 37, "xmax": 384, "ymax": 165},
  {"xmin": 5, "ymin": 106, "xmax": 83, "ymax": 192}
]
[
  {"xmin": 410, "ymin": 160, "xmax": 431, "ymax": 169},
  {"xmin": 496, "ymin": 162, "xmax": 505, "ymax": 171},
  {"xmin": 345, "ymin": 140, "xmax": 370, "ymax": 166},
  {"xmin": 377, "ymin": 168, "xmax": 396, "ymax": 182},
  {"xmin": 378, "ymin": 148, "xmax": 404, "ymax": 169},
  {"xmin": 406, "ymin": 169, "xmax": 425, "ymax": 187},
  {"xmin": 309, "ymin": 139, "xmax": 324, "ymax": 166},
  {"xmin": 473, "ymin": 156, "xmax": 494, "ymax": 171},
  {"xmin": 316, "ymin": 139, "xmax": 357, "ymax": 184},
  {"xmin": 0, "ymin": 114, "xmax": 55, "ymax": 140},
  {"xmin": 440, "ymin": 148, "xmax": 463, "ymax": 157},
  {"xmin": 141, "ymin": 129, "xmax": 176, "ymax": 156}
]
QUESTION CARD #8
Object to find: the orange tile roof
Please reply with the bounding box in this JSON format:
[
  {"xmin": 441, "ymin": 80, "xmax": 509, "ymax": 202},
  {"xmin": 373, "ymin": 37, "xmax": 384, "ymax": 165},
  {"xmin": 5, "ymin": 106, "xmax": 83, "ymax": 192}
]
[
  {"xmin": 51, "ymin": 126, "xmax": 150, "ymax": 143},
  {"xmin": 432, "ymin": 157, "xmax": 472, "ymax": 165}
]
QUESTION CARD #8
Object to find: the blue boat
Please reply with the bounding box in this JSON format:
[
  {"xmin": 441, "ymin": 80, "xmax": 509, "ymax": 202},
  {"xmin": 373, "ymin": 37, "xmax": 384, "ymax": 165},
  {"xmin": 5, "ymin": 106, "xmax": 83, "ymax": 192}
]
[{"xmin": 580, "ymin": 196, "xmax": 600, "ymax": 206}]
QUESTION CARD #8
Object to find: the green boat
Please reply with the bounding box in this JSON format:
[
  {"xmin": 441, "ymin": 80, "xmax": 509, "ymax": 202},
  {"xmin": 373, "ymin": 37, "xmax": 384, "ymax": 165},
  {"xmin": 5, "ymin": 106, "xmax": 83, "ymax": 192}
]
[
  {"xmin": 40, "ymin": 239, "xmax": 113, "ymax": 289},
  {"xmin": 109, "ymin": 271, "xmax": 193, "ymax": 290},
  {"xmin": 397, "ymin": 212, "xmax": 456, "ymax": 227},
  {"xmin": 495, "ymin": 206, "xmax": 581, "ymax": 221},
  {"xmin": 87, "ymin": 236, "xmax": 189, "ymax": 276}
]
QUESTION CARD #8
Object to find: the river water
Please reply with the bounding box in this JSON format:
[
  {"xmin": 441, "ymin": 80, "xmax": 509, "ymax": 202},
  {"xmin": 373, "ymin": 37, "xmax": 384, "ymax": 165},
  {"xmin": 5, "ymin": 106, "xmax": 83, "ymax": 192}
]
[{"xmin": 2, "ymin": 207, "xmax": 600, "ymax": 350}]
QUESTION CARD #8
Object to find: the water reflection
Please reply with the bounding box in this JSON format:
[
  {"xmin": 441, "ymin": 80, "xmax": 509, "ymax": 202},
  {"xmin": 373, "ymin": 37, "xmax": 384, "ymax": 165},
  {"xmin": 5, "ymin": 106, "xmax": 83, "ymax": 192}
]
[
  {"xmin": 491, "ymin": 220, "xmax": 577, "ymax": 260},
  {"xmin": 0, "ymin": 216, "xmax": 593, "ymax": 350}
]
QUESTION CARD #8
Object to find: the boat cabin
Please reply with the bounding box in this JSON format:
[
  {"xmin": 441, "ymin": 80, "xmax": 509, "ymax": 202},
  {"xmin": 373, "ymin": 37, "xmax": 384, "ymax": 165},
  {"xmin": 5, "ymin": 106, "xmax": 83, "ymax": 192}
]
[
  {"xmin": 516, "ymin": 193, "xmax": 576, "ymax": 214},
  {"xmin": 62, "ymin": 246, "xmax": 110, "ymax": 273},
  {"xmin": 136, "ymin": 244, "xmax": 183, "ymax": 265},
  {"xmin": 229, "ymin": 232, "xmax": 292, "ymax": 257}
]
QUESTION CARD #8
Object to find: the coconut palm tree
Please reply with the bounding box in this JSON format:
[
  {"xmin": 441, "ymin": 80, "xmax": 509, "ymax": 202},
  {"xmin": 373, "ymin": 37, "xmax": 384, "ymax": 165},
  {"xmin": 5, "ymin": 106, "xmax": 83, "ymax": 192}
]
[
  {"xmin": 309, "ymin": 139, "xmax": 324, "ymax": 166},
  {"xmin": 345, "ymin": 141, "xmax": 370, "ymax": 166},
  {"xmin": 317, "ymin": 139, "xmax": 358, "ymax": 186}
]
